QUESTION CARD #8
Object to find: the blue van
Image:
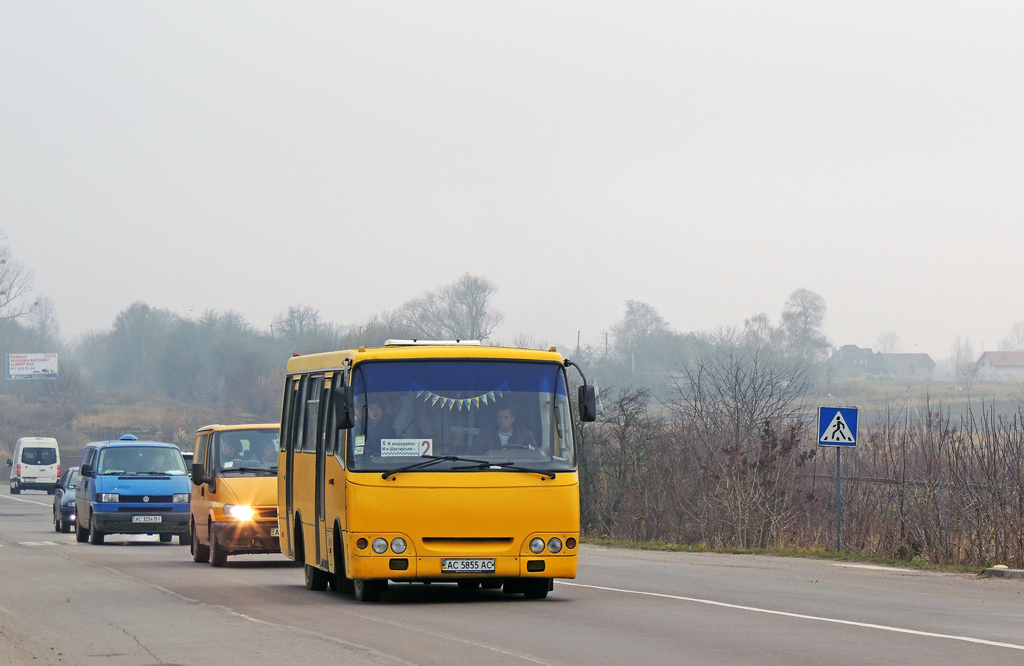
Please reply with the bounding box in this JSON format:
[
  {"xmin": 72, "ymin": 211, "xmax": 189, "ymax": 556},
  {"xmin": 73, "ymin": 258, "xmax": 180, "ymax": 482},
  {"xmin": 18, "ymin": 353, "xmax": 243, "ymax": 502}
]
[{"xmin": 75, "ymin": 435, "xmax": 191, "ymax": 545}]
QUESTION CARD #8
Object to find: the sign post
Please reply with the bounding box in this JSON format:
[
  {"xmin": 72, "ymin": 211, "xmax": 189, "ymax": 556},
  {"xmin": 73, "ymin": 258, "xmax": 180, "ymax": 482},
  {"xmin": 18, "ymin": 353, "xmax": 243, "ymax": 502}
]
[{"xmin": 818, "ymin": 406, "xmax": 858, "ymax": 553}]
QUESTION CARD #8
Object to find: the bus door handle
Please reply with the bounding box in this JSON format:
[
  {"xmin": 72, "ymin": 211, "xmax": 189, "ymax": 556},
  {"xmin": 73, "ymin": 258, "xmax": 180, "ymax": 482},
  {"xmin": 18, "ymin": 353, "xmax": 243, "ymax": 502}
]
[{"xmin": 328, "ymin": 478, "xmax": 334, "ymax": 485}]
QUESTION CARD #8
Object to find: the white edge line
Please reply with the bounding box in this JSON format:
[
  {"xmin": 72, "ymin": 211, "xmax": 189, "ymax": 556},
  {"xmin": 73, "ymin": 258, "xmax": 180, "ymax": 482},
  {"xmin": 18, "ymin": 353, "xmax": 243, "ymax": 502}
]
[
  {"xmin": 0, "ymin": 494, "xmax": 51, "ymax": 507},
  {"xmin": 561, "ymin": 582, "xmax": 1024, "ymax": 652}
]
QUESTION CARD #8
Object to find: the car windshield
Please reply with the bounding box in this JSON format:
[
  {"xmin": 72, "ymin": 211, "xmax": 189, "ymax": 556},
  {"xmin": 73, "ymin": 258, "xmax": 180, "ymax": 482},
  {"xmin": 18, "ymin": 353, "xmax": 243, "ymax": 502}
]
[
  {"xmin": 66, "ymin": 469, "xmax": 78, "ymax": 488},
  {"xmin": 97, "ymin": 446, "xmax": 187, "ymax": 475},
  {"xmin": 22, "ymin": 447, "xmax": 57, "ymax": 465},
  {"xmin": 215, "ymin": 429, "xmax": 279, "ymax": 474},
  {"xmin": 347, "ymin": 360, "xmax": 576, "ymax": 473}
]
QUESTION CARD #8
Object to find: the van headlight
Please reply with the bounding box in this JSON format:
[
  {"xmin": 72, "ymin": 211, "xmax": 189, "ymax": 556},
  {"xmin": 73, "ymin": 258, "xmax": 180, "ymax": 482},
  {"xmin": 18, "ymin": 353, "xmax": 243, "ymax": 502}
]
[
  {"xmin": 172, "ymin": 493, "xmax": 190, "ymax": 503},
  {"xmin": 99, "ymin": 493, "xmax": 119, "ymax": 503},
  {"xmin": 225, "ymin": 505, "xmax": 253, "ymax": 520}
]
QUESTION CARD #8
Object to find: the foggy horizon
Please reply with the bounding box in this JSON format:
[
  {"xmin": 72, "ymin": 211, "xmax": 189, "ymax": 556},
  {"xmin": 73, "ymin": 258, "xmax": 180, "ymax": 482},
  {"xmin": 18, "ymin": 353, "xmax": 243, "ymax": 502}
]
[{"xmin": 3, "ymin": 3, "xmax": 1023, "ymax": 361}]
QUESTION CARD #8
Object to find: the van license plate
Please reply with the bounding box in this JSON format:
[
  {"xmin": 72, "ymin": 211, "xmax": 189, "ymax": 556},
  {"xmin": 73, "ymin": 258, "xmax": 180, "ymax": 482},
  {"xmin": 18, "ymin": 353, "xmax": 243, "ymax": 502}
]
[
  {"xmin": 270, "ymin": 527, "xmax": 279, "ymax": 537},
  {"xmin": 441, "ymin": 558, "xmax": 495, "ymax": 573},
  {"xmin": 132, "ymin": 515, "xmax": 162, "ymax": 523}
]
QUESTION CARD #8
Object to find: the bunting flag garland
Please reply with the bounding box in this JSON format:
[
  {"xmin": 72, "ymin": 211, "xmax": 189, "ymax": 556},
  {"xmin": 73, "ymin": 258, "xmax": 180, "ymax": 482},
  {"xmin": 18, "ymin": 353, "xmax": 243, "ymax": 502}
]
[{"xmin": 412, "ymin": 382, "xmax": 510, "ymax": 412}]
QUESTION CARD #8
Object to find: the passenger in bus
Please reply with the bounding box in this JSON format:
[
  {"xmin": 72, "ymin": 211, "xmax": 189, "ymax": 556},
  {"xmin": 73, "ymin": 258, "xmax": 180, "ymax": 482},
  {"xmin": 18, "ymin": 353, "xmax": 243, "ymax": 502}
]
[
  {"xmin": 254, "ymin": 440, "xmax": 277, "ymax": 465},
  {"xmin": 483, "ymin": 405, "xmax": 536, "ymax": 451}
]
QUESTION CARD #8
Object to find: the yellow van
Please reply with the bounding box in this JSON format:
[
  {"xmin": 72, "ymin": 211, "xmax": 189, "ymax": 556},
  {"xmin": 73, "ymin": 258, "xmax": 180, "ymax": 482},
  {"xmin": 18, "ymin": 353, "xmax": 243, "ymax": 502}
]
[{"xmin": 188, "ymin": 424, "xmax": 281, "ymax": 567}]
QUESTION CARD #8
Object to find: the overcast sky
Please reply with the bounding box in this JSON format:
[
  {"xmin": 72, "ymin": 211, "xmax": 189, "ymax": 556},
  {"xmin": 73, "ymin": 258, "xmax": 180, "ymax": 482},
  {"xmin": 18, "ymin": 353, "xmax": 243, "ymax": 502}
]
[{"xmin": 2, "ymin": 2, "xmax": 1022, "ymax": 358}]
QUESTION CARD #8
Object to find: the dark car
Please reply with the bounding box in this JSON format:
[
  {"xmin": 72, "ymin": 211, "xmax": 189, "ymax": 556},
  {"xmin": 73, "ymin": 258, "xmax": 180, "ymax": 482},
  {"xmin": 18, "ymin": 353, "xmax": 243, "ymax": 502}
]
[{"xmin": 53, "ymin": 466, "xmax": 79, "ymax": 533}]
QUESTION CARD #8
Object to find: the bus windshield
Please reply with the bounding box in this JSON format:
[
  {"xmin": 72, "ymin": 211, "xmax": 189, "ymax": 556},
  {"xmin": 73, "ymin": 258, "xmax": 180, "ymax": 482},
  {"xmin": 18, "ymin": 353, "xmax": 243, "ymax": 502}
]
[{"xmin": 348, "ymin": 360, "xmax": 576, "ymax": 473}]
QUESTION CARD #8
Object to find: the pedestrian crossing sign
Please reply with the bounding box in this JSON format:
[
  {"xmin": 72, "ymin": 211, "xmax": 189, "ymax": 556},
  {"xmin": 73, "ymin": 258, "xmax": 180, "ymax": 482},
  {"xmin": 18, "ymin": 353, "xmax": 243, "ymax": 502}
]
[{"xmin": 818, "ymin": 407, "xmax": 858, "ymax": 446}]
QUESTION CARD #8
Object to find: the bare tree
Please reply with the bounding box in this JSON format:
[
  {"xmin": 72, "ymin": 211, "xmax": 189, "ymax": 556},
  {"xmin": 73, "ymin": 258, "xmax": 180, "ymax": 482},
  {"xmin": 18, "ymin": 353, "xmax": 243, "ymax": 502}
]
[
  {"xmin": 780, "ymin": 288, "xmax": 830, "ymax": 363},
  {"xmin": 876, "ymin": 330, "xmax": 902, "ymax": 354},
  {"xmin": 1000, "ymin": 321, "xmax": 1024, "ymax": 351},
  {"xmin": 397, "ymin": 274, "xmax": 502, "ymax": 341},
  {"xmin": 952, "ymin": 335, "xmax": 978, "ymax": 388},
  {"xmin": 0, "ymin": 233, "xmax": 36, "ymax": 321}
]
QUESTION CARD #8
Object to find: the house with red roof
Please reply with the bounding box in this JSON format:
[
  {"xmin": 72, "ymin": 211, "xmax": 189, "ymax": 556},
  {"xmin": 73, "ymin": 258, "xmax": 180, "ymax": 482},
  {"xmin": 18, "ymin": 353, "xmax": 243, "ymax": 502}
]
[{"xmin": 975, "ymin": 351, "xmax": 1024, "ymax": 378}]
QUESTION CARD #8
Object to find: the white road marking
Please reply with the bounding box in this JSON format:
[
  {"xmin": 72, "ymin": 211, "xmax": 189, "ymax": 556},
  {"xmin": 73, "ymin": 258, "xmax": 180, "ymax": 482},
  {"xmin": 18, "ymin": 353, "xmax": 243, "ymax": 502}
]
[
  {"xmin": 562, "ymin": 582, "xmax": 1024, "ymax": 652},
  {"xmin": 829, "ymin": 563, "xmax": 909, "ymax": 572},
  {"xmin": 18, "ymin": 541, "xmax": 61, "ymax": 547},
  {"xmin": 0, "ymin": 494, "xmax": 51, "ymax": 507}
]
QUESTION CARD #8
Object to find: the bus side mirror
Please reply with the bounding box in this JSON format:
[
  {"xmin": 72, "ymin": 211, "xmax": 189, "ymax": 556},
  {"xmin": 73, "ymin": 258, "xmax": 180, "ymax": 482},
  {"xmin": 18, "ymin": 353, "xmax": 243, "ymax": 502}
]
[
  {"xmin": 191, "ymin": 463, "xmax": 205, "ymax": 485},
  {"xmin": 578, "ymin": 385, "xmax": 597, "ymax": 422},
  {"xmin": 333, "ymin": 385, "xmax": 355, "ymax": 430},
  {"xmin": 80, "ymin": 463, "xmax": 94, "ymax": 477}
]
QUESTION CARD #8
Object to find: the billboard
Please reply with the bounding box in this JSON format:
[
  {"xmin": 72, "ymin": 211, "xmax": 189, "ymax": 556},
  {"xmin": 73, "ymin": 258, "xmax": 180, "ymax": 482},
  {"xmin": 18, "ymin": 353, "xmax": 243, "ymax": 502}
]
[{"xmin": 6, "ymin": 353, "xmax": 58, "ymax": 380}]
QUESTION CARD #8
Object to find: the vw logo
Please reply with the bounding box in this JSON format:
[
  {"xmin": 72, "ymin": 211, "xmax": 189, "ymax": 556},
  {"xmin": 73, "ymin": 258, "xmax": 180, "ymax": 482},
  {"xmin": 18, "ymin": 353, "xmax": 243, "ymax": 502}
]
[{"xmin": 143, "ymin": 496, "xmax": 150, "ymax": 503}]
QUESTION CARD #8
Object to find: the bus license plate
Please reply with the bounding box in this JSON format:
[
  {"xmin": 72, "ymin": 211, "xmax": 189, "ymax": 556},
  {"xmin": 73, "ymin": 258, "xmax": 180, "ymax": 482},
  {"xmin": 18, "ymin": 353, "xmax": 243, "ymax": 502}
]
[
  {"xmin": 441, "ymin": 558, "xmax": 495, "ymax": 573},
  {"xmin": 132, "ymin": 515, "xmax": 162, "ymax": 523},
  {"xmin": 270, "ymin": 527, "xmax": 280, "ymax": 537}
]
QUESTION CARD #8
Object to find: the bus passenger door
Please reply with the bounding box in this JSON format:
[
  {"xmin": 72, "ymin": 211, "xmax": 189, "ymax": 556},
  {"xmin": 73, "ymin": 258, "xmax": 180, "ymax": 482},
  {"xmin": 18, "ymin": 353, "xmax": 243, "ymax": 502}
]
[
  {"xmin": 315, "ymin": 377, "xmax": 331, "ymax": 569},
  {"xmin": 282, "ymin": 376, "xmax": 303, "ymax": 559}
]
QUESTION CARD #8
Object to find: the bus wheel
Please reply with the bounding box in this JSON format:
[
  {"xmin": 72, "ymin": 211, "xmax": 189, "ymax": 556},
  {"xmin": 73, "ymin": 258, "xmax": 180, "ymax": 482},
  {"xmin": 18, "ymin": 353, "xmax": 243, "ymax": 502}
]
[
  {"xmin": 191, "ymin": 524, "xmax": 210, "ymax": 563},
  {"xmin": 304, "ymin": 564, "xmax": 329, "ymax": 591},
  {"xmin": 353, "ymin": 579, "xmax": 386, "ymax": 602},
  {"xmin": 210, "ymin": 525, "xmax": 228, "ymax": 567},
  {"xmin": 330, "ymin": 531, "xmax": 354, "ymax": 594},
  {"xmin": 523, "ymin": 578, "xmax": 550, "ymax": 600}
]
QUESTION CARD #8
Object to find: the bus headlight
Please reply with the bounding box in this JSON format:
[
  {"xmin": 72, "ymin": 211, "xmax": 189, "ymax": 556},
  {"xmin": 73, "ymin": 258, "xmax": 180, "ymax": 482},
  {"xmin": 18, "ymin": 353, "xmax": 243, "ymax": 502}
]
[
  {"xmin": 547, "ymin": 537, "xmax": 563, "ymax": 553},
  {"xmin": 530, "ymin": 537, "xmax": 545, "ymax": 554},
  {"xmin": 372, "ymin": 538, "xmax": 388, "ymax": 554},
  {"xmin": 225, "ymin": 505, "xmax": 253, "ymax": 521},
  {"xmin": 390, "ymin": 537, "xmax": 407, "ymax": 554}
]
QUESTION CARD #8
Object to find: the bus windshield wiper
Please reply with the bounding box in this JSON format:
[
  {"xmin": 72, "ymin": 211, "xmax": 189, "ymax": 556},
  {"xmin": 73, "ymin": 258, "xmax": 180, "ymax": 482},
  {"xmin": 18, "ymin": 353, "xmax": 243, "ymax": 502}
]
[
  {"xmin": 381, "ymin": 455, "xmax": 492, "ymax": 480},
  {"xmin": 450, "ymin": 461, "xmax": 557, "ymax": 479}
]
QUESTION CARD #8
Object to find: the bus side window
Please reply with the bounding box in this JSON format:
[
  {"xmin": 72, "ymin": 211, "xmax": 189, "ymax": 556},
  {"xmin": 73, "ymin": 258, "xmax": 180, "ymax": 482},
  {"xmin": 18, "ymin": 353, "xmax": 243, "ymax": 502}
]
[
  {"xmin": 303, "ymin": 376, "xmax": 324, "ymax": 453},
  {"xmin": 195, "ymin": 433, "xmax": 209, "ymax": 477},
  {"xmin": 284, "ymin": 376, "xmax": 304, "ymax": 455}
]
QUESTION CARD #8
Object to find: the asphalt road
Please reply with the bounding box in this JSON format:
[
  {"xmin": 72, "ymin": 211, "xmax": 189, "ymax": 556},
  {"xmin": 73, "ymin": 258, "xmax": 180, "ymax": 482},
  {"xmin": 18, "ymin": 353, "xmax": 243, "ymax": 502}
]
[{"xmin": 2, "ymin": 484, "xmax": 1023, "ymax": 666}]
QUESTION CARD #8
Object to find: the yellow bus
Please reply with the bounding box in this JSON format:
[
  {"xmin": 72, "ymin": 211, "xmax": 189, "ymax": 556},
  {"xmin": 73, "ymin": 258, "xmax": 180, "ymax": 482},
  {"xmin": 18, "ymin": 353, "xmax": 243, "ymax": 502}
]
[{"xmin": 277, "ymin": 340, "xmax": 596, "ymax": 602}]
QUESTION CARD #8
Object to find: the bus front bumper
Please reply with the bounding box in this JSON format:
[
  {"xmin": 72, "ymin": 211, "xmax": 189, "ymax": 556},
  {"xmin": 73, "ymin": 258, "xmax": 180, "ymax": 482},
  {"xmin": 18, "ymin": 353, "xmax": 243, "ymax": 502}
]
[
  {"xmin": 213, "ymin": 520, "xmax": 280, "ymax": 555},
  {"xmin": 348, "ymin": 554, "xmax": 577, "ymax": 581}
]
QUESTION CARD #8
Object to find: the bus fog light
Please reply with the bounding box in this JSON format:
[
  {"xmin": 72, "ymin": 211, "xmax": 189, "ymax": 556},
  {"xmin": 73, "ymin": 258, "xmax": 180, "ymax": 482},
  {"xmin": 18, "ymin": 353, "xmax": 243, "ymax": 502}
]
[
  {"xmin": 356, "ymin": 538, "xmax": 368, "ymax": 549},
  {"xmin": 372, "ymin": 537, "xmax": 388, "ymax": 554},
  {"xmin": 391, "ymin": 537, "xmax": 407, "ymax": 554},
  {"xmin": 547, "ymin": 537, "xmax": 563, "ymax": 553},
  {"xmin": 566, "ymin": 537, "xmax": 577, "ymax": 549},
  {"xmin": 530, "ymin": 537, "xmax": 545, "ymax": 554}
]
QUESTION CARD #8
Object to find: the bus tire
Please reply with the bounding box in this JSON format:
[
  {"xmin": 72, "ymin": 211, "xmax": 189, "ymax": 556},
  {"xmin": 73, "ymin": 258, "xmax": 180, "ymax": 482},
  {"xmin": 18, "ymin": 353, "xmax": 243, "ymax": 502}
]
[
  {"xmin": 353, "ymin": 579, "xmax": 386, "ymax": 602},
  {"xmin": 304, "ymin": 564, "xmax": 329, "ymax": 591},
  {"xmin": 331, "ymin": 529, "xmax": 354, "ymax": 594},
  {"xmin": 523, "ymin": 578, "xmax": 550, "ymax": 600},
  {"xmin": 10, "ymin": 482, "xmax": 19, "ymax": 495},
  {"xmin": 191, "ymin": 523, "xmax": 210, "ymax": 563},
  {"xmin": 210, "ymin": 524, "xmax": 227, "ymax": 567}
]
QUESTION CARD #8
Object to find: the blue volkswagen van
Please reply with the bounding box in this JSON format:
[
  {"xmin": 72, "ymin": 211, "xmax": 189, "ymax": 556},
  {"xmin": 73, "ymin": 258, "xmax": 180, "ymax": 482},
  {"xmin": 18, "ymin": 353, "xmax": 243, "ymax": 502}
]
[{"xmin": 75, "ymin": 435, "xmax": 191, "ymax": 545}]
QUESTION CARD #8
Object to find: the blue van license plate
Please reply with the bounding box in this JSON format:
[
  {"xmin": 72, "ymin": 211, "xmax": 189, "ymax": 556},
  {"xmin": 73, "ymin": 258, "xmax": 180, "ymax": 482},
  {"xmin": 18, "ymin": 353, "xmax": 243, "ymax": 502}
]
[{"xmin": 132, "ymin": 515, "xmax": 162, "ymax": 523}]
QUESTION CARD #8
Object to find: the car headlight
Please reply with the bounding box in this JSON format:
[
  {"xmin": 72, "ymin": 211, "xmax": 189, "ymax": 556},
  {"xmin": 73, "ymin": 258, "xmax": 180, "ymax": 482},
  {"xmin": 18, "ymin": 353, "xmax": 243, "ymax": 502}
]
[
  {"xmin": 547, "ymin": 537, "xmax": 563, "ymax": 554},
  {"xmin": 390, "ymin": 537, "xmax": 407, "ymax": 554},
  {"xmin": 172, "ymin": 493, "xmax": 190, "ymax": 503},
  {"xmin": 530, "ymin": 537, "xmax": 546, "ymax": 554},
  {"xmin": 371, "ymin": 537, "xmax": 388, "ymax": 554},
  {"xmin": 99, "ymin": 493, "xmax": 119, "ymax": 503},
  {"xmin": 225, "ymin": 505, "xmax": 253, "ymax": 520}
]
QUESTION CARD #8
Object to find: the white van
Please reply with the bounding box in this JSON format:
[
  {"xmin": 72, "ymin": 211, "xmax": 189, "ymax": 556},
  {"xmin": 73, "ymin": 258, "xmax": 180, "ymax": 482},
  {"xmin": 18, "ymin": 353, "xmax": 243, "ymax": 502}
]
[{"xmin": 8, "ymin": 437, "xmax": 60, "ymax": 495}]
